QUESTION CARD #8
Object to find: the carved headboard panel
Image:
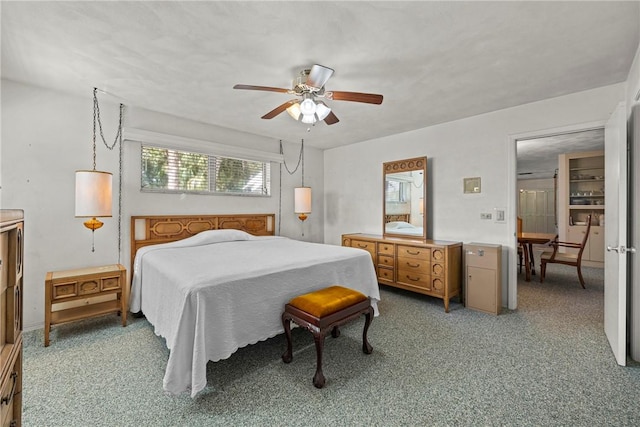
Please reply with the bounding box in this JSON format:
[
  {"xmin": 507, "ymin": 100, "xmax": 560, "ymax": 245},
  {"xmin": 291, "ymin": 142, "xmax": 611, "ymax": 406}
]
[
  {"xmin": 130, "ymin": 213, "xmax": 275, "ymax": 273},
  {"xmin": 385, "ymin": 214, "xmax": 410, "ymax": 223}
]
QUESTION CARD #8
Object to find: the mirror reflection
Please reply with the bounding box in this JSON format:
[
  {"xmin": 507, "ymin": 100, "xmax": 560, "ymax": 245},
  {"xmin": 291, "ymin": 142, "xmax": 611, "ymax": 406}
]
[{"xmin": 383, "ymin": 157, "xmax": 427, "ymax": 240}]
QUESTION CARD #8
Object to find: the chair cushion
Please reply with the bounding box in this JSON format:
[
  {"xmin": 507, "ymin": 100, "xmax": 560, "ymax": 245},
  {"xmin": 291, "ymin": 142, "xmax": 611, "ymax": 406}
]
[
  {"xmin": 288, "ymin": 286, "xmax": 367, "ymax": 318},
  {"xmin": 540, "ymin": 250, "xmax": 579, "ymax": 262}
]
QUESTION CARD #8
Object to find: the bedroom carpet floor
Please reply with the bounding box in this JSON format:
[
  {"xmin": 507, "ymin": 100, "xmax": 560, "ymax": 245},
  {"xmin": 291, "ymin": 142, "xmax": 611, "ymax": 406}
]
[{"xmin": 22, "ymin": 264, "xmax": 640, "ymax": 426}]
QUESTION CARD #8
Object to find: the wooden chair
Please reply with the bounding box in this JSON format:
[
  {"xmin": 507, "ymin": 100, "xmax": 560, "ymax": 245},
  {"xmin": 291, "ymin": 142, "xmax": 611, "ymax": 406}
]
[
  {"xmin": 540, "ymin": 215, "xmax": 591, "ymax": 288},
  {"xmin": 517, "ymin": 217, "xmax": 523, "ymax": 273}
]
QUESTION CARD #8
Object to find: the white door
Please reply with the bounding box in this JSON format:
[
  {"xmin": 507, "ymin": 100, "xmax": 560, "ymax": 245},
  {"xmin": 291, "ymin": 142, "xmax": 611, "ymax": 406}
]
[{"xmin": 604, "ymin": 102, "xmax": 627, "ymax": 366}]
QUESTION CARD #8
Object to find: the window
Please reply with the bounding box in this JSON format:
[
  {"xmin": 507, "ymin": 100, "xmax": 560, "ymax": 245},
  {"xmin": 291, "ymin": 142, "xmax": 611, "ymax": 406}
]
[
  {"xmin": 141, "ymin": 145, "xmax": 271, "ymax": 196},
  {"xmin": 386, "ymin": 180, "xmax": 408, "ymax": 203}
]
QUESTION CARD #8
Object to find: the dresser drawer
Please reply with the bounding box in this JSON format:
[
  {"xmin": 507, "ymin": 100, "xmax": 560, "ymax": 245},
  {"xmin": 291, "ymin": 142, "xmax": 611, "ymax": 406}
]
[
  {"xmin": 397, "ymin": 256, "xmax": 430, "ymax": 273},
  {"xmin": 78, "ymin": 279, "xmax": 100, "ymax": 296},
  {"xmin": 0, "ymin": 350, "xmax": 20, "ymax": 426},
  {"xmin": 52, "ymin": 281, "xmax": 78, "ymax": 300},
  {"xmin": 396, "ymin": 269, "xmax": 431, "ymax": 289},
  {"xmin": 351, "ymin": 240, "xmax": 375, "ymax": 259},
  {"xmin": 377, "ymin": 267, "xmax": 394, "ymax": 282},
  {"xmin": 378, "ymin": 254, "xmax": 394, "ymax": 268},
  {"xmin": 377, "ymin": 242, "xmax": 395, "ymax": 255},
  {"xmin": 397, "ymin": 245, "xmax": 430, "ymax": 260},
  {"xmin": 101, "ymin": 276, "xmax": 121, "ymax": 291}
]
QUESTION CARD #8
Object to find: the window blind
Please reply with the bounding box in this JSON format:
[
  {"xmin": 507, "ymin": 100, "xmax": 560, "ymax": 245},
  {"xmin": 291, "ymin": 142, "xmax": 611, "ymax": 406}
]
[{"xmin": 141, "ymin": 145, "xmax": 271, "ymax": 196}]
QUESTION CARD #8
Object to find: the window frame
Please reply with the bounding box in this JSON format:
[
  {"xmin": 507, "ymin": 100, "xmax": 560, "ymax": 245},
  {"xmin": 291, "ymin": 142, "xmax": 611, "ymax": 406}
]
[{"xmin": 140, "ymin": 144, "xmax": 272, "ymax": 197}]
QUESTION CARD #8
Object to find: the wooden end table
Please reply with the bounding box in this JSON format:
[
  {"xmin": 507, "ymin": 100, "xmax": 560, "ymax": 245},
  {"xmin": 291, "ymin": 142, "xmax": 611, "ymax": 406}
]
[{"xmin": 44, "ymin": 264, "xmax": 127, "ymax": 346}]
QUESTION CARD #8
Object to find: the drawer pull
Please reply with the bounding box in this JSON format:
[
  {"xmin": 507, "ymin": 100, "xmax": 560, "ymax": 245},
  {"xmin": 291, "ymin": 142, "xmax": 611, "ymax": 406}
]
[
  {"xmin": 406, "ymin": 262, "xmax": 420, "ymax": 268},
  {"xmin": 406, "ymin": 250, "xmax": 421, "ymax": 255},
  {"xmin": 357, "ymin": 244, "xmax": 368, "ymax": 248},
  {"xmin": 405, "ymin": 275, "xmax": 420, "ymax": 282},
  {"xmin": 1, "ymin": 372, "xmax": 17, "ymax": 406}
]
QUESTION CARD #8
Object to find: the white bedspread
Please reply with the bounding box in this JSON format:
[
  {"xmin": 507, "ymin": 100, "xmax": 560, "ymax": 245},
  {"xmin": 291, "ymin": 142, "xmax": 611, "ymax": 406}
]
[{"xmin": 130, "ymin": 230, "xmax": 380, "ymax": 397}]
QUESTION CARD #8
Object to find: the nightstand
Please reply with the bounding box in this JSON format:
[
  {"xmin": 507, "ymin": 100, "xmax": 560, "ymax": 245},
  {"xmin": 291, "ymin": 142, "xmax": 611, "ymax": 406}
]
[{"xmin": 44, "ymin": 264, "xmax": 127, "ymax": 346}]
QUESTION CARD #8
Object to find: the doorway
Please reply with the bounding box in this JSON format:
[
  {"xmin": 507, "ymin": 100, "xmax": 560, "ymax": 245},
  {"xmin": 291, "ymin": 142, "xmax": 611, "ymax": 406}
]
[
  {"xmin": 515, "ymin": 127, "xmax": 605, "ymax": 300},
  {"xmin": 507, "ymin": 122, "xmax": 607, "ymax": 309}
]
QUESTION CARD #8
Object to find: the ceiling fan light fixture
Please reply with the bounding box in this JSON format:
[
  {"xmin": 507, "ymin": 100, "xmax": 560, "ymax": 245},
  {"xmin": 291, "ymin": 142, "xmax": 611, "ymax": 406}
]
[
  {"xmin": 286, "ymin": 102, "xmax": 301, "ymax": 120},
  {"xmin": 301, "ymin": 113, "xmax": 316, "ymax": 124},
  {"xmin": 315, "ymin": 102, "xmax": 331, "ymax": 121},
  {"xmin": 299, "ymin": 97, "xmax": 316, "ymax": 116}
]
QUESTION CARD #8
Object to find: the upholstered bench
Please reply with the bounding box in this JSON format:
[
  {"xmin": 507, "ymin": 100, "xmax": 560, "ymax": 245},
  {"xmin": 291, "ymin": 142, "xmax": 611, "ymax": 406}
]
[{"xmin": 281, "ymin": 285, "xmax": 374, "ymax": 388}]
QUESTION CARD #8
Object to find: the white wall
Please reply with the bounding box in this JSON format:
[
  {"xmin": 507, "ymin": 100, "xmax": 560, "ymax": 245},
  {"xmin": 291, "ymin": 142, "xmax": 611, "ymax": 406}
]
[
  {"xmin": 517, "ymin": 178, "xmax": 554, "ymax": 191},
  {"xmin": 324, "ymin": 83, "xmax": 625, "ymax": 309},
  {"xmin": 1, "ymin": 79, "xmax": 324, "ymax": 330}
]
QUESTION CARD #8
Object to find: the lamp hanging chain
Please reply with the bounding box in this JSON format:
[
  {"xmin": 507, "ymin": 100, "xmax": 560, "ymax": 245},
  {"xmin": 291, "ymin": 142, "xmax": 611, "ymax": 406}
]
[
  {"xmin": 93, "ymin": 88, "xmax": 123, "ymax": 156},
  {"xmin": 117, "ymin": 108, "xmax": 124, "ymax": 264},
  {"xmin": 280, "ymin": 139, "xmax": 304, "ymax": 175},
  {"xmin": 91, "ymin": 87, "xmax": 125, "ymax": 262},
  {"xmin": 278, "ymin": 139, "xmax": 305, "ymax": 237}
]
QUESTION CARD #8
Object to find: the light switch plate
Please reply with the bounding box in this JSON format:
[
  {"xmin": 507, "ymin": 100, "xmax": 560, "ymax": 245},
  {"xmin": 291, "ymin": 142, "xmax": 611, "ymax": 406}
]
[{"xmin": 494, "ymin": 208, "xmax": 506, "ymax": 223}]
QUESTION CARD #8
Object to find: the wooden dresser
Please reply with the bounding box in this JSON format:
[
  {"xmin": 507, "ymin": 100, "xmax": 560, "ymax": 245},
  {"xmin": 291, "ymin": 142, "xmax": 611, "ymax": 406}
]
[
  {"xmin": 342, "ymin": 233, "xmax": 462, "ymax": 312},
  {"xmin": 0, "ymin": 210, "xmax": 23, "ymax": 426}
]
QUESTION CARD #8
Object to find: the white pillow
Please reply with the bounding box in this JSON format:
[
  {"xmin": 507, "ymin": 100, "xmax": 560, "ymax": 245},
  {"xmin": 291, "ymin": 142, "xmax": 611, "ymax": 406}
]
[{"xmin": 386, "ymin": 221, "xmax": 414, "ymax": 229}]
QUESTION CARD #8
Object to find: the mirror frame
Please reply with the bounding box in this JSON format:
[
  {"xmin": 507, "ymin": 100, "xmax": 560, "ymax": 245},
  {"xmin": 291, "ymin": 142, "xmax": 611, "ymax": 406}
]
[{"xmin": 383, "ymin": 157, "xmax": 427, "ymax": 241}]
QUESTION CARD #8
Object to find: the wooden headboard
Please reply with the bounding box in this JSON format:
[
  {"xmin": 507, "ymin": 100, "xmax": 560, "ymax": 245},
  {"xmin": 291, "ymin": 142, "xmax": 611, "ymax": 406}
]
[
  {"xmin": 130, "ymin": 213, "xmax": 275, "ymax": 273},
  {"xmin": 385, "ymin": 214, "xmax": 410, "ymax": 223}
]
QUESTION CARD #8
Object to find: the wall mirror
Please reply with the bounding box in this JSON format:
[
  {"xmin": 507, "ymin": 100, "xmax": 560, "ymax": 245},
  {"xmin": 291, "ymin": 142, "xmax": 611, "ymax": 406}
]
[{"xmin": 383, "ymin": 157, "xmax": 427, "ymax": 240}]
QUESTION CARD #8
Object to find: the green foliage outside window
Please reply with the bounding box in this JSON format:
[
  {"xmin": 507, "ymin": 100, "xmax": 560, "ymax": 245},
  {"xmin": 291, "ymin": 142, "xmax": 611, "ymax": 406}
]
[{"xmin": 141, "ymin": 145, "xmax": 270, "ymax": 196}]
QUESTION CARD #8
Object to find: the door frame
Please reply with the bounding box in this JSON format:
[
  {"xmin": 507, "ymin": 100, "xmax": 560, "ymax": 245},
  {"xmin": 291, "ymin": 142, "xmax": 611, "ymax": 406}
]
[{"xmin": 506, "ymin": 120, "xmax": 606, "ymax": 309}]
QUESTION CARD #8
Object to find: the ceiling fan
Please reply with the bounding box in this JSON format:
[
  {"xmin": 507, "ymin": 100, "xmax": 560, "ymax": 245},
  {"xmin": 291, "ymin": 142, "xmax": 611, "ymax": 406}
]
[{"xmin": 233, "ymin": 64, "xmax": 383, "ymax": 126}]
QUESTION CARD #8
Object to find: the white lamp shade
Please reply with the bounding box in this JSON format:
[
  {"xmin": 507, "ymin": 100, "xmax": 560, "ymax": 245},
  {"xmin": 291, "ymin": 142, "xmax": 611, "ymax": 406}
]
[
  {"xmin": 300, "ymin": 114, "xmax": 316, "ymax": 124},
  {"xmin": 299, "ymin": 98, "xmax": 317, "ymax": 116},
  {"xmin": 75, "ymin": 170, "xmax": 113, "ymax": 217},
  {"xmin": 286, "ymin": 103, "xmax": 301, "ymax": 120},
  {"xmin": 315, "ymin": 102, "xmax": 331, "ymax": 121},
  {"xmin": 294, "ymin": 187, "xmax": 312, "ymax": 214}
]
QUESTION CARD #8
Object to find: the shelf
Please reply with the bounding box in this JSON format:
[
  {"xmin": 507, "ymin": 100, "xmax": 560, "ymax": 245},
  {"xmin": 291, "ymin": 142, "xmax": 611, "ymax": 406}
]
[
  {"xmin": 50, "ymin": 300, "xmax": 120, "ymax": 325},
  {"xmin": 570, "ymin": 205, "xmax": 605, "ymax": 209},
  {"xmin": 570, "ymin": 167, "xmax": 604, "ymax": 172},
  {"xmin": 570, "ymin": 179, "xmax": 604, "ymax": 183}
]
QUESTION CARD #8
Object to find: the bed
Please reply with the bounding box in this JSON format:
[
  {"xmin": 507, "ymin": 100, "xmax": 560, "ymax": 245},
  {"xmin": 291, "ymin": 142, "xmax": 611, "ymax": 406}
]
[
  {"xmin": 384, "ymin": 220, "xmax": 424, "ymax": 236},
  {"xmin": 129, "ymin": 214, "xmax": 380, "ymax": 397}
]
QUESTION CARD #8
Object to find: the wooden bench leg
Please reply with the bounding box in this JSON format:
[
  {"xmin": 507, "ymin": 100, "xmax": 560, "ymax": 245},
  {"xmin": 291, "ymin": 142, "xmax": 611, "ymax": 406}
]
[
  {"xmin": 312, "ymin": 332, "xmax": 326, "ymax": 388},
  {"xmin": 362, "ymin": 306, "xmax": 373, "ymax": 354},
  {"xmin": 331, "ymin": 326, "xmax": 340, "ymax": 338},
  {"xmin": 281, "ymin": 313, "xmax": 293, "ymax": 364}
]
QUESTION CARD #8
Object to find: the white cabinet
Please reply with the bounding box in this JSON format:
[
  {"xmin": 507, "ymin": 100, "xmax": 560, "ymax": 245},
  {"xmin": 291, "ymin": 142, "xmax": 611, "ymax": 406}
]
[{"xmin": 558, "ymin": 150, "xmax": 605, "ymax": 267}]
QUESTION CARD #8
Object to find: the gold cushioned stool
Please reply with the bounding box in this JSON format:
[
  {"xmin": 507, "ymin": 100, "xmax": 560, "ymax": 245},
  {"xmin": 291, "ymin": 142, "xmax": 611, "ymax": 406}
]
[{"xmin": 281, "ymin": 285, "xmax": 374, "ymax": 388}]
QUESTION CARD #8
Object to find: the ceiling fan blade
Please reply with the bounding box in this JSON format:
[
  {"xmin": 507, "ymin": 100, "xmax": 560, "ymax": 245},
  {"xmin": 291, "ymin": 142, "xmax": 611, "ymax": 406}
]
[
  {"xmin": 233, "ymin": 84, "xmax": 290, "ymax": 94},
  {"xmin": 306, "ymin": 64, "xmax": 334, "ymax": 89},
  {"xmin": 261, "ymin": 100, "xmax": 297, "ymax": 119},
  {"xmin": 324, "ymin": 111, "xmax": 340, "ymax": 125},
  {"xmin": 328, "ymin": 91, "xmax": 383, "ymax": 105}
]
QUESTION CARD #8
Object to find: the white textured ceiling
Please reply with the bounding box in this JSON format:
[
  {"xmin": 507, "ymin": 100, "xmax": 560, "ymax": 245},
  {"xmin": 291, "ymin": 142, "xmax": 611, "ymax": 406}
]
[
  {"xmin": 517, "ymin": 129, "xmax": 604, "ymax": 180},
  {"xmin": 1, "ymin": 1, "xmax": 638, "ymax": 150}
]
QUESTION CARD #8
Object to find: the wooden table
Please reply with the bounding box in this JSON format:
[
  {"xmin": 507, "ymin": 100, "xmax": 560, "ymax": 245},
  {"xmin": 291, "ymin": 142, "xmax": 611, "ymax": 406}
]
[
  {"xmin": 44, "ymin": 264, "xmax": 127, "ymax": 346},
  {"xmin": 518, "ymin": 232, "xmax": 556, "ymax": 282}
]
